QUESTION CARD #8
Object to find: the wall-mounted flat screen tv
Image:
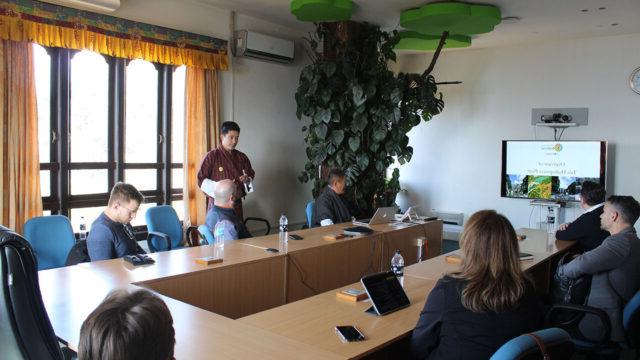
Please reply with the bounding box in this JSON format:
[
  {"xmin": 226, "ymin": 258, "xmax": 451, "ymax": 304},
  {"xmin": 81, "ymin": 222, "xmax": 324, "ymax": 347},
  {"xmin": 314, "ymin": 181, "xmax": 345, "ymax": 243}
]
[{"xmin": 501, "ymin": 140, "xmax": 607, "ymax": 202}]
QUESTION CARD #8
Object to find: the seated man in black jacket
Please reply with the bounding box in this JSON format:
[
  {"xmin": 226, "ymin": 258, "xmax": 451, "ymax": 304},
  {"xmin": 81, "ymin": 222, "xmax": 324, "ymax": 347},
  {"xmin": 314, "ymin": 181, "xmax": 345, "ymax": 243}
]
[
  {"xmin": 204, "ymin": 179, "xmax": 251, "ymax": 240},
  {"xmin": 555, "ymin": 181, "xmax": 609, "ymax": 252},
  {"xmin": 313, "ymin": 168, "xmax": 352, "ymax": 227}
]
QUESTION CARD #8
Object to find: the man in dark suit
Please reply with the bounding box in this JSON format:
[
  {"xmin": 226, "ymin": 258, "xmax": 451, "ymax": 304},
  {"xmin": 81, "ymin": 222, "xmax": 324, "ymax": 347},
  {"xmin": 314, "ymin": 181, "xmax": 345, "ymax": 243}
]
[
  {"xmin": 313, "ymin": 169, "xmax": 352, "ymax": 227},
  {"xmin": 557, "ymin": 195, "xmax": 640, "ymax": 343},
  {"xmin": 555, "ymin": 181, "xmax": 609, "ymax": 252}
]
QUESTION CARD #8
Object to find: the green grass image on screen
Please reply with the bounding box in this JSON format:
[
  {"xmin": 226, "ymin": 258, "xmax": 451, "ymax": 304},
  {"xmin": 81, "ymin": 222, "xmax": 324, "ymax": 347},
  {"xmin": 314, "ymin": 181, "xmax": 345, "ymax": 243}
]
[{"xmin": 527, "ymin": 176, "xmax": 552, "ymax": 199}]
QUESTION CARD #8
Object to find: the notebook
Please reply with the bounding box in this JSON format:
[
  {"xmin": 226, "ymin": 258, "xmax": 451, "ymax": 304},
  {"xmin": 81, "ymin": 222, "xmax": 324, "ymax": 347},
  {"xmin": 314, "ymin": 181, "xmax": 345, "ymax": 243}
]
[{"xmin": 352, "ymin": 207, "xmax": 397, "ymax": 226}]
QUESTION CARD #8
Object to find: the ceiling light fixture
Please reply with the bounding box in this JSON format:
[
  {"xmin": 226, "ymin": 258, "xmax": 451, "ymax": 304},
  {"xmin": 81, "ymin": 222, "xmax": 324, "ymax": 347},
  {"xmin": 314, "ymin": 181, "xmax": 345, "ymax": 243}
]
[
  {"xmin": 598, "ymin": 7, "xmax": 606, "ymax": 10},
  {"xmin": 611, "ymin": 23, "xmax": 619, "ymax": 26},
  {"xmin": 581, "ymin": 9, "xmax": 589, "ymax": 12},
  {"xmin": 501, "ymin": 16, "xmax": 521, "ymax": 24}
]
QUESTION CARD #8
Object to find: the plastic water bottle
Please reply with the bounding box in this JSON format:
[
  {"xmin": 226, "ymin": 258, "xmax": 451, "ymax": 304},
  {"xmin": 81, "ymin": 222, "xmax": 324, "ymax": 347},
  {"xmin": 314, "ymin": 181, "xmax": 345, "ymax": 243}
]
[
  {"xmin": 546, "ymin": 207, "xmax": 556, "ymax": 234},
  {"xmin": 213, "ymin": 222, "xmax": 225, "ymax": 250},
  {"xmin": 78, "ymin": 216, "xmax": 87, "ymax": 242},
  {"xmin": 279, "ymin": 213, "xmax": 288, "ymax": 243},
  {"xmin": 391, "ymin": 250, "xmax": 405, "ymax": 278}
]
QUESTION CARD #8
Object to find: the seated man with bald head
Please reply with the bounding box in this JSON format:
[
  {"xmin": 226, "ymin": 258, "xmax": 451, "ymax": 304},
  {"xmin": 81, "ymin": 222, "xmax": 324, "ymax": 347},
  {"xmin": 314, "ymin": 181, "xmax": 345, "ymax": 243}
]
[{"xmin": 204, "ymin": 179, "xmax": 252, "ymax": 240}]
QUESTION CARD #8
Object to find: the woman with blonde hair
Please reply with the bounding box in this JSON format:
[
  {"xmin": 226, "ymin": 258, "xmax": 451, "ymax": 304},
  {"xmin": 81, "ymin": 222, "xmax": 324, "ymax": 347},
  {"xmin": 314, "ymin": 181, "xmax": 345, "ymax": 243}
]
[{"xmin": 411, "ymin": 210, "xmax": 541, "ymax": 359}]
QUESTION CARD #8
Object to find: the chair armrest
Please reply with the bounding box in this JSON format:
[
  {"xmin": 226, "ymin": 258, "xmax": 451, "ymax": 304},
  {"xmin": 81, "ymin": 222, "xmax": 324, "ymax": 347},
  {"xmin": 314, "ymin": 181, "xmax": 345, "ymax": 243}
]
[
  {"xmin": 546, "ymin": 303, "xmax": 612, "ymax": 348},
  {"xmin": 146, "ymin": 231, "xmax": 171, "ymax": 253},
  {"xmin": 244, "ymin": 217, "xmax": 271, "ymax": 236},
  {"xmin": 185, "ymin": 226, "xmax": 199, "ymax": 247}
]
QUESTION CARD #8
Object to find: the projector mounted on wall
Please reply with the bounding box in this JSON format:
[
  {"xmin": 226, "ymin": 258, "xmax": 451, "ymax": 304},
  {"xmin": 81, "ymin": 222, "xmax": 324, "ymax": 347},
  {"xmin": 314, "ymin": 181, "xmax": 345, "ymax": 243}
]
[
  {"xmin": 38, "ymin": 0, "xmax": 120, "ymax": 13},
  {"xmin": 531, "ymin": 108, "xmax": 588, "ymax": 127}
]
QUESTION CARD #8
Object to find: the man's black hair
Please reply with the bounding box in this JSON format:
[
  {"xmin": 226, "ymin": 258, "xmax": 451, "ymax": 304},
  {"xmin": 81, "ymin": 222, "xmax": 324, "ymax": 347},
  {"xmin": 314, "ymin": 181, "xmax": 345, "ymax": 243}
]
[
  {"xmin": 327, "ymin": 168, "xmax": 346, "ymax": 185},
  {"xmin": 580, "ymin": 181, "xmax": 606, "ymax": 206},
  {"xmin": 221, "ymin": 121, "xmax": 240, "ymax": 135},
  {"xmin": 607, "ymin": 195, "xmax": 640, "ymax": 226}
]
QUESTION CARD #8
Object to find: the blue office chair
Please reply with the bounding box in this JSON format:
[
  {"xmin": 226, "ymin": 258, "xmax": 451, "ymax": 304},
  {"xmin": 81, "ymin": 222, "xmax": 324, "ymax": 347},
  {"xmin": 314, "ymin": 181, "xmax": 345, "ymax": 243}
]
[
  {"xmin": 145, "ymin": 205, "xmax": 197, "ymax": 252},
  {"xmin": 546, "ymin": 289, "xmax": 640, "ymax": 357},
  {"xmin": 23, "ymin": 215, "xmax": 75, "ymax": 270},
  {"xmin": 305, "ymin": 200, "xmax": 314, "ymax": 228},
  {"xmin": 490, "ymin": 328, "xmax": 573, "ymax": 360},
  {"xmin": 197, "ymin": 224, "xmax": 214, "ymax": 245}
]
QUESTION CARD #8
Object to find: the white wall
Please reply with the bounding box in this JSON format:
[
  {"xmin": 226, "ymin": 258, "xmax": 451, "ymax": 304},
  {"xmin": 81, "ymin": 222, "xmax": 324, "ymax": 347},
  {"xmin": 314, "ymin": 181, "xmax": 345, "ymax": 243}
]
[
  {"xmin": 111, "ymin": 0, "xmax": 312, "ymax": 227},
  {"xmin": 397, "ymin": 33, "xmax": 640, "ymax": 231}
]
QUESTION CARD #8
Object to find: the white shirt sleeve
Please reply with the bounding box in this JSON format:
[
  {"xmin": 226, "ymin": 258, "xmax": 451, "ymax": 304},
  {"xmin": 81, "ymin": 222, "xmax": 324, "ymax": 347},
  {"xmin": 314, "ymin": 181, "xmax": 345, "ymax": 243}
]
[
  {"xmin": 320, "ymin": 219, "xmax": 334, "ymax": 226},
  {"xmin": 200, "ymin": 179, "xmax": 217, "ymax": 198}
]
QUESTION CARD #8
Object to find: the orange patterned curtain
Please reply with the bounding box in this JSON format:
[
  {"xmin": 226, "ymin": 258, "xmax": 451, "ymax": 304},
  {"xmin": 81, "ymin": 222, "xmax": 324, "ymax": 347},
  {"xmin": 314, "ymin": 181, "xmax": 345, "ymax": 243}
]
[
  {"xmin": 0, "ymin": 39, "xmax": 42, "ymax": 233},
  {"xmin": 183, "ymin": 67, "xmax": 219, "ymax": 227},
  {"xmin": 0, "ymin": 0, "xmax": 228, "ymax": 70}
]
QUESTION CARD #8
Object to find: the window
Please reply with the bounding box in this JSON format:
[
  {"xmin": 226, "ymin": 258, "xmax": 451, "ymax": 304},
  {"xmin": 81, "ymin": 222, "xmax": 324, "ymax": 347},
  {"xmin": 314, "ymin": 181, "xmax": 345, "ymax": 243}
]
[{"xmin": 34, "ymin": 46, "xmax": 185, "ymax": 231}]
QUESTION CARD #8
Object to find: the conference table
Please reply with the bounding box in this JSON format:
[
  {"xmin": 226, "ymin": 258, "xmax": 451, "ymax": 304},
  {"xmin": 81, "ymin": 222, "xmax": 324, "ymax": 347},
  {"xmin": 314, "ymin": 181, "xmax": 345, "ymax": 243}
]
[{"xmin": 38, "ymin": 220, "xmax": 571, "ymax": 359}]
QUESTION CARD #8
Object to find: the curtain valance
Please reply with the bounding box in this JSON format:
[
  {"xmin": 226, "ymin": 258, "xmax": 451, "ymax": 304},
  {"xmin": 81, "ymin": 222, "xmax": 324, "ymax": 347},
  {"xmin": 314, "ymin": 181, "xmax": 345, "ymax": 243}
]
[{"xmin": 0, "ymin": 0, "xmax": 228, "ymax": 70}]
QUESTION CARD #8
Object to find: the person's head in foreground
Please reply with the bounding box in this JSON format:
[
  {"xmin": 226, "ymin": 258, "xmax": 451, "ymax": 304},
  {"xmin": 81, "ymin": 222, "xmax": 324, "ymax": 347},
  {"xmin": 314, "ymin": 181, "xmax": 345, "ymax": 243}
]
[
  {"xmin": 454, "ymin": 210, "xmax": 529, "ymax": 312},
  {"xmin": 78, "ymin": 289, "xmax": 175, "ymax": 360},
  {"xmin": 600, "ymin": 195, "xmax": 640, "ymax": 234},
  {"xmin": 213, "ymin": 179, "xmax": 236, "ymax": 208}
]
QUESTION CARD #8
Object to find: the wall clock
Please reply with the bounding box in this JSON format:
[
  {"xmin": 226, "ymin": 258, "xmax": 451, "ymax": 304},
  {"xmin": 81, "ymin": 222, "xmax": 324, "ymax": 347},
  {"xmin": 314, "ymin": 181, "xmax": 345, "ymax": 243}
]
[{"xmin": 631, "ymin": 67, "xmax": 640, "ymax": 95}]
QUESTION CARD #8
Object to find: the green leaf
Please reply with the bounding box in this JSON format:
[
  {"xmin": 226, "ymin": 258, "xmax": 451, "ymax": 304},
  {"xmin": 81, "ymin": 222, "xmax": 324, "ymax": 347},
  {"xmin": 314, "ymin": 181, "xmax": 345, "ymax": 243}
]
[
  {"xmin": 331, "ymin": 130, "xmax": 344, "ymax": 146},
  {"xmin": 373, "ymin": 129, "xmax": 387, "ymax": 142},
  {"xmin": 322, "ymin": 62, "xmax": 336, "ymax": 77},
  {"xmin": 352, "ymin": 85, "xmax": 366, "ymax": 107},
  {"xmin": 348, "ymin": 137, "xmax": 360, "ymax": 152},
  {"xmin": 301, "ymin": 126, "xmax": 308, "ymax": 132},
  {"xmin": 315, "ymin": 123, "xmax": 328, "ymax": 140},
  {"xmin": 314, "ymin": 108, "xmax": 331, "ymax": 124},
  {"xmin": 375, "ymin": 161, "xmax": 385, "ymax": 173},
  {"xmin": 321, "ymin": 88, "xmax": 331, "ymax": 104},
  {"xmin": 355, "ymin": 114, "xmax": 368, "ymax": 131},
  {"xmin": 357, "ymin": 154, "xmax": 369, "ymax": 170},
  {"xmin": 391, "ymin": 88, "xmax": 401, "ymax": 104}
]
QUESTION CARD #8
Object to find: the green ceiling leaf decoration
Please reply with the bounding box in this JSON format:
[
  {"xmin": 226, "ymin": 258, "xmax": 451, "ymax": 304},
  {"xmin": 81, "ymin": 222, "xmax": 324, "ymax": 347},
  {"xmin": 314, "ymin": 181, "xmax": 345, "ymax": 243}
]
[
  {"xmin": 400, "ymin": 2, "xmax": 501, "ymax": 35},
  {"xmin": 290, "ymin": 0, "xmax": 353, "ymax": 22},
  {"xmin": 395, "ymin": 31, "xmax": 471, "ymax": 51}
]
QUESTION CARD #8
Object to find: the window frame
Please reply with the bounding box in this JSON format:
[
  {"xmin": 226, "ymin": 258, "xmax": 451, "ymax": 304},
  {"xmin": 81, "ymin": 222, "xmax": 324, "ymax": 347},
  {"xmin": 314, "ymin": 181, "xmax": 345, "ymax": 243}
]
[{"xmin": 37, "ymin": 46, "xmax": 184, "ymax": 233}]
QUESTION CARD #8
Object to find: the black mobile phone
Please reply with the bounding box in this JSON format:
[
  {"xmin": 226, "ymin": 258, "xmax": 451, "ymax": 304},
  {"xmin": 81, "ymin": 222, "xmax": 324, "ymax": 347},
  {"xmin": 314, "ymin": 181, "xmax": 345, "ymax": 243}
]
[
  {"xmin": 335, "ymin": 325, "xmax": 365, "ymax": 343},
  {"xmin": 289, "ymin": 234, "xmax": 303, "ymax": 240}
]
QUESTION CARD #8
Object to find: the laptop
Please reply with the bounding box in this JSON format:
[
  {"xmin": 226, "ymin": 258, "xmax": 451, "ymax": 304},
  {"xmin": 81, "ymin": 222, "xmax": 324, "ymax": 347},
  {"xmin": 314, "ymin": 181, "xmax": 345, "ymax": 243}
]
[
  {"xmin": 360, "ymin": 271, "xmax": 410, "ymax": 316},
  {"xmin": 353, "ymin": 207, "xmax": 397, "ymax": 226}
]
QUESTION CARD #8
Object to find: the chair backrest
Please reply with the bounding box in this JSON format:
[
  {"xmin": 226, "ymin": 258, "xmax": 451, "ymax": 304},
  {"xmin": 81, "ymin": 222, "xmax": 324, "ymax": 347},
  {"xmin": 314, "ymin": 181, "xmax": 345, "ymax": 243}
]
[
  {"xmin": 23, "ymin": 215, "xmax": 76, "ymax": 270},
  {"xmin": 0, "ymin": 225, "xmax": 64, "ymax": 360},
  {"xmin": 623, "ymin": 289, "xmax": 640, "ymax": 348},
  {"xmin": 197, "ymin": 225, "xmax": 214, "ymax": 246},
  {"xmin": 490, "ymin": 328, "xmax": 573, "ymax": 360},
  {"xmin": 305, "ymin": 201, "xmax": 315, "ymax": 228},
  {"xmin": 146, "ymin": 205, "xmax": 183, "ymax": 251}
]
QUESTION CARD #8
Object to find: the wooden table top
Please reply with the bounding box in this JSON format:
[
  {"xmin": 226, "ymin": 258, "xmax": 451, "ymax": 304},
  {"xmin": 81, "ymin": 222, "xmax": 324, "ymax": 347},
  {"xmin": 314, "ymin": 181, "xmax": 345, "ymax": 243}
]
[
  {"xmin": 404, "ymin": 229, "xmax": 573, "ymax": 280},
  {"xmin": 38, "ymin": 220, "xmax": 445, "ymax": 359},
  {"xmin": 239, "ymin": 275, "xmax": 437, "ymax": 359},
  {"xmin": 38, "ymin": 265, "xmax": 343, "ymax": 359},
  {"xmin": 72, "ymin": 239, "xmax": 283, "ymax": 285}
]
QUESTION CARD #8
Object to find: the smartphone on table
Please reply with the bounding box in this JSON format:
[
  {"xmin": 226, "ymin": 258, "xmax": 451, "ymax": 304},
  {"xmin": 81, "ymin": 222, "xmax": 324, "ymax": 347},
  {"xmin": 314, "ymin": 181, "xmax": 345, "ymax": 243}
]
[{"xmin": 335, "ymin": 325, "xmax": 365, "ymax": 343}]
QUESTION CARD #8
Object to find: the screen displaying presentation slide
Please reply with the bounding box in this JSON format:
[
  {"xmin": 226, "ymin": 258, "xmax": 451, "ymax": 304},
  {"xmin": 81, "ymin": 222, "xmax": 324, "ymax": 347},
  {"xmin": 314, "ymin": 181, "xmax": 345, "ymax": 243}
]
[{"xmin": 501, "ymin": 141, "xmax": 606, "ymax": 201}]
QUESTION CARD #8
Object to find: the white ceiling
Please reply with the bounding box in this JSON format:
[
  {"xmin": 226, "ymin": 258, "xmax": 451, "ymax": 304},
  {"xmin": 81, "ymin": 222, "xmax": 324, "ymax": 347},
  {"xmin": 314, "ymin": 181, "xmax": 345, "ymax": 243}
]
[{"xmin": 194, "ymin": 0, "xmax": 640, "ymax": 49}]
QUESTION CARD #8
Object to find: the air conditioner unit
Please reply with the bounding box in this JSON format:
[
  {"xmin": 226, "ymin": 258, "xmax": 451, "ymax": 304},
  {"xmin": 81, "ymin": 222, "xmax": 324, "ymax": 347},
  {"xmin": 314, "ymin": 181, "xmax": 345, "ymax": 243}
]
[
  {"xmin": 234, "ymin": 30, "xmax": 294, "ymax": 64},
  {"xmin": 39, "ymin": 0, "xmax": 120, "ymax": 12}
]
